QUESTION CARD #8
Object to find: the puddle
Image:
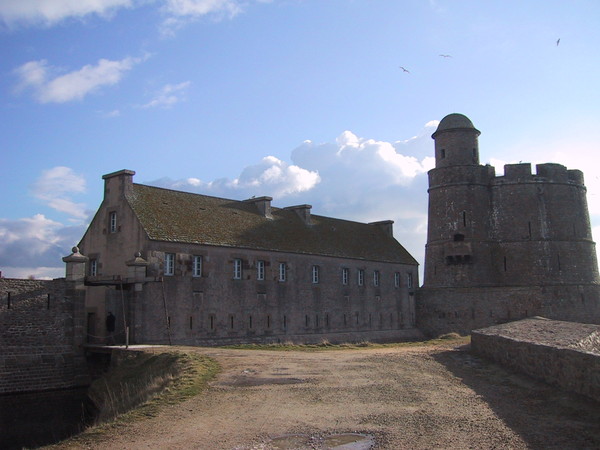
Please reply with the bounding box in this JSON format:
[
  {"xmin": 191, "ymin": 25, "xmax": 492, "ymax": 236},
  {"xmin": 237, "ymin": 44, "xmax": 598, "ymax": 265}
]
[{"xmin": 267, "ymin": 433, "xmax": 374, "ymax": 449}]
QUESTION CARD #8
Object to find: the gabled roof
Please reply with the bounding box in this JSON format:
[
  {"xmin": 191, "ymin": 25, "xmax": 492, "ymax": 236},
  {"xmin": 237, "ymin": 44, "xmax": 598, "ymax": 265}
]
[{"xmin": 126, "ymin": 183, "xmax": 418, "ymax": 265}]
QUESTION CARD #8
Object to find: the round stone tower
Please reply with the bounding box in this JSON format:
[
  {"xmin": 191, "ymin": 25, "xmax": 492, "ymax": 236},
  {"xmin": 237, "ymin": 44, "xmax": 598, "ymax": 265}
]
[
  {"xmin": 418, "ymin": 113, "xmax": 600, "ymax": 336},
  {"xmin": 423, "ymin": 113, "xmax": 495, "ymax": 287}
]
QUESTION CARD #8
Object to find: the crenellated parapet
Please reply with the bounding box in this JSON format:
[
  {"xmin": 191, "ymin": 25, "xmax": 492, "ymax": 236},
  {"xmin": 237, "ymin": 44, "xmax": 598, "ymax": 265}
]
[{"xmin": 495, "ymin": 162, "xmax": 586, "ymax": 187}]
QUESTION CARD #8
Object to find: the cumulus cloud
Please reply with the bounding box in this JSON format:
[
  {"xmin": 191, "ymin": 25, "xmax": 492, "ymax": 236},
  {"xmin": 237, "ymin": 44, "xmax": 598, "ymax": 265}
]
[
  {"xmin": 0, "ymin": 0, "xmax": 133, "ymax": 28},
  {"xmin": 142, "ymin": 81, "xmax": 191, "ymax": 109},
  {"xmin": 148, "ymin": 121, "xmax": 439, "ymax": 268},
  {"xmin": 154, "ymin": 155, "xmax": 321, "ymax": 199},
  {"xmin": 31, "ymin": 167, "xmax": 88, "ymax": 220},
  {"xmin": 0, "ymin": 214, "xmax": 85, "ymax": 278},
  {"xmin": 14, "ymin": 56, "xmax": 145, "ymax": 103}
]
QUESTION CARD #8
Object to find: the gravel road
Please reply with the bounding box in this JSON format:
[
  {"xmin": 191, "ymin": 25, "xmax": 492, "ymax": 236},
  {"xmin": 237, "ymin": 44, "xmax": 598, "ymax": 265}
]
[{"xmin": 61, "ymin": 342, "xmax": 600, "ymax": 449}]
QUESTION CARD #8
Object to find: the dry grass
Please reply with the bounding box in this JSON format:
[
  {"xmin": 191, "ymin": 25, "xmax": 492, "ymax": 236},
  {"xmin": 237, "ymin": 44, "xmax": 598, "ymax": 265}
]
[
  {"xmin": 222, "ymin": 335, "xmax": 470, "ymax": 351},
  {"xmin": 50, "ymin": 350, "xmax": 219, "ymax": 448}
]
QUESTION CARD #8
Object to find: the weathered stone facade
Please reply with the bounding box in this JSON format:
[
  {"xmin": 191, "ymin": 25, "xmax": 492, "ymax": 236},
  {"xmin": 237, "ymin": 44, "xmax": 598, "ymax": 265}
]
[
  {"xmin": 79, "ymin": 170, "xmax": 421, "ymax": 345},
  {"xmin": 418, "ymin": 114, "xmax": 600, "ymax": 335},
  {"xmin": 0, "ymin": 277, "xmax": 89, "ymax": 394},
  {"xmin": 471, "ymin": 317, "xmax": 600, "ymax": 402}
]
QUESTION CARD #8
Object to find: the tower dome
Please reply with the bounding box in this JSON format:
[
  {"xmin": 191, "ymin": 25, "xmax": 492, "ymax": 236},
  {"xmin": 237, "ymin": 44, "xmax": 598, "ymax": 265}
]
[
  {"xmin": 432, "ymin": 113, "xmax": 480, "ymax": 168},
  {"xmin": 432, "ymin": 113, "xmax": 480, "ymax": 138}
]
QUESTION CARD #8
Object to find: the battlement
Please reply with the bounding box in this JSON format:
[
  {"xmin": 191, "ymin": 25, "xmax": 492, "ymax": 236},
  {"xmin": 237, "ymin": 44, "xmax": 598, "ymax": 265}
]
[{"xmin": 497, "ymin": 162, "xmax": 585, "ymax": 186}]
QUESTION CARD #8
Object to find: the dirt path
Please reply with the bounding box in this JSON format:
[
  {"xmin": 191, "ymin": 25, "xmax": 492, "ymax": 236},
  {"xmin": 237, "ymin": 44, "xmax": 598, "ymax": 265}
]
[{"xmin": 63, "ymin": 343, "xmax": 600, "ymax": 449}]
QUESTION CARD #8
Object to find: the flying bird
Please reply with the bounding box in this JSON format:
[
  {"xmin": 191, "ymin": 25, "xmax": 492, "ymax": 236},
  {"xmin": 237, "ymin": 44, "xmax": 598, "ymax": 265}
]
[
  {"xmin": 399, "ymin": 66, "xmax": 410, "ymax": 73},
  {"xmin": 439, "ymin": 54, "xmax": 452, "ymax": 58},
  {"xmin": 556, "ymin": 38, "xmax": 560, "ymax": 46}
]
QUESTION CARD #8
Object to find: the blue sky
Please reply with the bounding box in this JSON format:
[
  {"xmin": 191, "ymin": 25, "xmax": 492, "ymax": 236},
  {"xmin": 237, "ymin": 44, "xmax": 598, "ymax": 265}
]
[{"xmin": 1, "ymin": 0, "xmax": 600, "ymax": 279}]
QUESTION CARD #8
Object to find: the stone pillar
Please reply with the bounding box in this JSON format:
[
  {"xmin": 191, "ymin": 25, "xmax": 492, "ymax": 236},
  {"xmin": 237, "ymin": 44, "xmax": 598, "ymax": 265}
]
[
  {"xmin": 62, "ymin": 247, "xmax": 88, "ymax": 284},
  {"xmin": 126, "ymin": 252, "xmax": 148, "ymax": 291}
]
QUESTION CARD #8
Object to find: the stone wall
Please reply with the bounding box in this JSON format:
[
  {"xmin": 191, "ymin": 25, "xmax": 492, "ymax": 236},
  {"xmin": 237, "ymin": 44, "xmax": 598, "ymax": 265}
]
[
  {"xmin": 471, "ymin": 317, "xmax": 600, "ymax": 403},
  {"xmin": 0, "ymin": 278, "xmax": 89, "ymax": 394},
  {"xmin": 417, "ymin": 284, "xmax": 600, "ymax": 337},
  {"xmin": 98, "ymin": 244, "xmax": 420, "ymax": 346}
]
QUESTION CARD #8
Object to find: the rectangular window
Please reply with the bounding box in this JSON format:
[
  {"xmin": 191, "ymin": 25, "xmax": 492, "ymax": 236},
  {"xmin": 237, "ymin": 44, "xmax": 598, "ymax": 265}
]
[
  {"xmin": 109, "ymin": 212, "xmax": 117, "ymax": 233},
  {"xmin": 342, "ymin": 268, "xmax": 349, "ymax": 285},
  {"xmin": 89, "ymin": 259, "xmax": 97, "ymax": 277},
  {"xmin": 394, "ymin": 272, "xmax": 400, "ymax": 288},
  {"xmin": 165, "ymin": 253, "xmax": 175, "ymax": 276},
  {"xmin": 357, "ymin": 269, "xmax": 364, "ymax": 286},
  {"xmin": 257, "ymin": 260, "xmax": 265, "ymax": 280},
  {"xmin": 312, "ymin": 265, "xmax": 319, "ymax": 284},
  {"xmin": 233, "ymin": 258, "xmax": 242, "ymax": 279},
  {"xmin": 279, "ymin": 262, "xmax": 286, "ymax": 282},
  {"xmin": 407, "ymin": 272, "xmax": 413, "ymax": 289},
  {"xmin": 192, "ymin": 255, "xmax": 202, "ymax": 277},
  {"xmin": 373, "ymin": 270, "xmax": 380, "ymax": 287}
]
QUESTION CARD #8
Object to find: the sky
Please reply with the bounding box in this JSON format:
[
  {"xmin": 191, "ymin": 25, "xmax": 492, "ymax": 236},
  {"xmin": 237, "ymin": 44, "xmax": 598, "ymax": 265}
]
[{"xmin": 1, "ymin": 0, "xmax": 600, "ymax": 281}]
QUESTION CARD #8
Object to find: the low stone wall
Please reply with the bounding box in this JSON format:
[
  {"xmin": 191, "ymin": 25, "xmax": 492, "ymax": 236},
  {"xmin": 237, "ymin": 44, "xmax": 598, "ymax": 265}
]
[
  {"xmin": 471, "ymin": 317, "xmax": 600, "ymax": 403},
  {"xmin": 0, "ymin": 278, "xmax": 89, "ymax": 394}
]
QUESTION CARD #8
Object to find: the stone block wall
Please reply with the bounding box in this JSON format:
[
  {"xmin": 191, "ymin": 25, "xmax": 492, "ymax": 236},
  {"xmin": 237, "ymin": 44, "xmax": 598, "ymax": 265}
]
[
  {"xmin": 417, "ymin": 284, "xmax": 600, "ymax": 337},
  {"xmin": 471, "ymin": 317, "xmax": 600, "ymax": 403},
  {"xmin": 0, "ymin": 278, "xmax": 89, "ymax": 394}
]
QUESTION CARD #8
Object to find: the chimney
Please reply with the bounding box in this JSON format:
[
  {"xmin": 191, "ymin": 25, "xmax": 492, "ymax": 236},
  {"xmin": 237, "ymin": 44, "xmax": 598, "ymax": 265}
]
[
  {"xmin": 285, "ymin": 204, "xmax": 312, "ymax": 225},
  {"xmin": 102, "ymin": 169, "xmax": 135, "ymax": 202},
  {"xmin": 369, "ymin": 220, "xmax": 394, "ymax": 238},
  {"xmin": 244, "ymin": 196, "xmax": 273, "ymax": 219}
]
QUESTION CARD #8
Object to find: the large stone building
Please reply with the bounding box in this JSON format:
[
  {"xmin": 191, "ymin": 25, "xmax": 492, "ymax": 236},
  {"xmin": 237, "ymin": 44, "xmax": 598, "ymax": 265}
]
[
  {"xmin": 78, "ymin": 170, "xmax": 420, "ymax": 345},
  {"xmin": 417, "ymin": 114, "xmax": 600, "ymax": 335},
  {"xmin": 74, "ymin": 113, "xmax": 600, "ymax": 343}
]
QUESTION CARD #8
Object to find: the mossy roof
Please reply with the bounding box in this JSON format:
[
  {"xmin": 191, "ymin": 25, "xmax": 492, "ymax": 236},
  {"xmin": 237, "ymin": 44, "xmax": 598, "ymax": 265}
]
[{"xmin": 126, "ymin": 183, "xmax": 418, "ymax": 265}]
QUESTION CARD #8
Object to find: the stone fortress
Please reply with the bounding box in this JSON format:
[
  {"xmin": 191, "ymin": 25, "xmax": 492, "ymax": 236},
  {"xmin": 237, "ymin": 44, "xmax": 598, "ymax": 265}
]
[
  {"xmin": 2, "ymin": 112, "xmax": 600, "ymax": 397},
  {"xmin": 417, "ymin": 113, "xmax": 600, "ymax": 335}
]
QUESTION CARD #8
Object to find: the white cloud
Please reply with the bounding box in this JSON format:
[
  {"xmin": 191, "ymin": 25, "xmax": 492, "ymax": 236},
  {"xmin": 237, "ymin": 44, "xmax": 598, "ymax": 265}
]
[
  {"xmin": 159, "ymin": 0, "xmax": 258, "ymax": 35},
  {"xmin": 163, "ymin": 0, "xmax": 242, "ymax": 17},
  {"xmin": 0, "ymin": 214, "xmax": 85, "ymax": 276},
  {"xmin": 142, "ymin": 81, "xmax": 191, "ymax": 109},
  {"xmin": 0, "ymin": 0, "xmax": 133, "ymax": 27},
  {"xmin": 31, "ymin": 167, "xmax": 88, "ymax": 220},
  {"xmin": 14, "ymin": 56, "xmax": 144, "ymax": 103},
  {"xmin": 158, "ymin": 155, "xmax": 321, "ymax": 199},
  {"xmin": 148, "ymin": 122, "xmax": 437, "ymax": 270}
]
